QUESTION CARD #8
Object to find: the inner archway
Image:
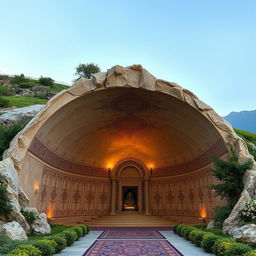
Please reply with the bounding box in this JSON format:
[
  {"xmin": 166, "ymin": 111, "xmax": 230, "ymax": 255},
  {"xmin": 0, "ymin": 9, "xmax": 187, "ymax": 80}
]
[{"xmin": 6, "ymin": 65, "xmax": 251, "ymax": 226}]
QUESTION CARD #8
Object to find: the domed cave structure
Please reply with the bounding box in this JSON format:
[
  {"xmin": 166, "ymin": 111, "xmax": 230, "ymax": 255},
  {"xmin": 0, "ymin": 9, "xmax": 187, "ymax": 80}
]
[{"xmin": 3, "ymin": 65, "xmax": 256, "ymax": 232}]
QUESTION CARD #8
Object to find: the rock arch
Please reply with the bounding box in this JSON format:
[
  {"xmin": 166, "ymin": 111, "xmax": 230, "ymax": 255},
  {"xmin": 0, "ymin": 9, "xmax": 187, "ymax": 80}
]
[{"xmin": 2, "ymin": 64, "xmax": 255, "ymax": 232}]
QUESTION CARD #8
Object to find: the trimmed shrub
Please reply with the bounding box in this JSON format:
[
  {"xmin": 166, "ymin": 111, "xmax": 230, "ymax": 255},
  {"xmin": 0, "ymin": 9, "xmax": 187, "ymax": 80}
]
[
  {"xmin": 213, "ymin": 238, "xmax": 235, "ymax": 256},
  {"xmin": 33, "ymin": 240, "xmax": 55, "ymax": 256},
  {"xmin": 173, "ymin": 224, "xmax": 179, "ymax": 234},
  {"xmin": 12, "ymin": 244, "xmax": 42, "ymax": 256},
  {"xmin": 245, "ymin": 250, "xmax": 256, "ymax": 256},
  {"xmin": 179, "ymin": 225, "xmax": 188, "ymax": 237},
  {"xmin": 68, "ymin": 226, "xmax": 83, "ymax": 238},
  {"xmin": 224, "ymin": 243, "xmax": 252, "ymax": 256},
  {"xmin": 177, "ymin": 224, "xmax": 186, "ymax": 236},
  {"xmin": 201, "ymin": 234, "xmax": 223, "ymax": 253},
  {"xmin": 183, "ymin": 226, "xmax": 197, "ymax": 240},
  {"xmin": 188, "ymin": 229, "xmax": 202, "ymax": 242},
  {"xmin": 45, "ymin": 236, "xmax": 66, "ymax": 253},
  {"xmin": 21, "ymin": 209, "xmax": 38, "ymax": 225},
  {"xmin": 193, "ymin": 230, "xmax": 207, "ymax": 246},
  {"xmin": 77, "ymin": 224, "xmax": 87, "ymax": 236},
  {"xmin": 57, "ymin": 230, "xmax": 77, "ymax": 246}
]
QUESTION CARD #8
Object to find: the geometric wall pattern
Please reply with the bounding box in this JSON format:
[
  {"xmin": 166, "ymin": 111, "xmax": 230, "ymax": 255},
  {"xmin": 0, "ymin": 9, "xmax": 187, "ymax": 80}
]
[
  {"xmin": 37, "ymin": 168, "xmax": 111, "ymax": 217},
  {"xmin": 149, "ymin": 169, "xmax": 224, "ymax": 218}
]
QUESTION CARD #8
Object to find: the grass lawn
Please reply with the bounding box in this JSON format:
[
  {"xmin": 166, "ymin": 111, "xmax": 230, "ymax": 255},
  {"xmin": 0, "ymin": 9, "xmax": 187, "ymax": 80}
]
[
  {"xmin": 235, "ymin": 128, "xmax": 256, "ymax": 145},
  {"xmin": 2, "ymin": 96, "xmax": 47, "ymax": 108}
]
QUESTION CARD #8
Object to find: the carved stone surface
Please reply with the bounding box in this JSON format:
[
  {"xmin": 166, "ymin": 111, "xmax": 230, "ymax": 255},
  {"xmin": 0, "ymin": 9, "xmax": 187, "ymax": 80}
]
[{"xmin": 0, "ymin": 221, "xmax": 28, "ymax": 240}]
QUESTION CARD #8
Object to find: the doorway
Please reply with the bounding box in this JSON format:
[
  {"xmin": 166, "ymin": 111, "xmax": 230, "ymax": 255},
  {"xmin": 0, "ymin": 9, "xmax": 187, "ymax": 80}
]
[{"xmin": 122, "ymin": 186, "xmax": 138, "ymax": 211}]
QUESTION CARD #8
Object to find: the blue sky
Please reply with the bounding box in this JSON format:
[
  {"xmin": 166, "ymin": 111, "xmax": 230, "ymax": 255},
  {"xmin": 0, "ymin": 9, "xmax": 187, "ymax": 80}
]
[{"xmin": 0, "ymin": 0, "xmax": 255, "ymax": 116}]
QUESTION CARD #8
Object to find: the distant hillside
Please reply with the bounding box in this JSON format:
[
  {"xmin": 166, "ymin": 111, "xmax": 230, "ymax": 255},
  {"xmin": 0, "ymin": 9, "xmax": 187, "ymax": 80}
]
[{"xmin": 224, "ymin": 110, "xmax": 256, "ymax": 133}]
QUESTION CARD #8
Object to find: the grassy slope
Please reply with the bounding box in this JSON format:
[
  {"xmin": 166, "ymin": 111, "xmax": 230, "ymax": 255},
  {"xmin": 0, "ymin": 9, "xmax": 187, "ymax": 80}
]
[
  {"xmin": 234, "ymin": 128, "xmax": 256, "ymax": 145},
  {"xmin": 1, "ymin": 96, "xmax": 47, "ymax": 108}
]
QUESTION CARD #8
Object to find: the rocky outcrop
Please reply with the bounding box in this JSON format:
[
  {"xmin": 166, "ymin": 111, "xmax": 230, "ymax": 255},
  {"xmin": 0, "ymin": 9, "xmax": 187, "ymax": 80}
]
[
  {"xmin": 0, "ymin": 104, "xmax": 44, "ymax": 125},
  {"xmin": 0, "ymin": 221, "xmax": 28, "ymax": 240},
  {"xmin": 24, "ymin": 207, "xmax": 51, "ymax": 235},
  {"xmin": 0, "ymin": 158, "xmax": 30, "ymax": 232},
  {"xmin": 232, "ymin": 224, "xmax": 256, "ymax": 244}
]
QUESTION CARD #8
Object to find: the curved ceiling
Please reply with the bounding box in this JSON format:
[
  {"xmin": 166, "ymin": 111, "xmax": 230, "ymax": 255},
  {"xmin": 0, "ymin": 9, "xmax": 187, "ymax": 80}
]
[{"xmin": 29, "ymin": 87, "xmax": 227, "ymax": 172}]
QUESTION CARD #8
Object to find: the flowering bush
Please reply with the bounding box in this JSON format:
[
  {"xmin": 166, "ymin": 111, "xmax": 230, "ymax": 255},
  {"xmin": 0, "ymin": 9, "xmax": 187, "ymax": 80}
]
[{"xmin": 240, "ymin": 199, "xmax": 256, "ymax": 221}]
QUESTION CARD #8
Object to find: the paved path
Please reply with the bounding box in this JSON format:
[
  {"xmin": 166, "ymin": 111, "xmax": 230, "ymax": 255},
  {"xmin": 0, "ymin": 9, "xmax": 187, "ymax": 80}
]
[{"xmin": 55, "ymin": 230, "xmax": 213, "ymax": 256}]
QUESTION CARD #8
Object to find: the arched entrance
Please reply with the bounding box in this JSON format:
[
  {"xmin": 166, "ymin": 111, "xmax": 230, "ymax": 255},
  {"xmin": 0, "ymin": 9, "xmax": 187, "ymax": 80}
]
[
  {"xmin": 110, "ymin": 159, "xmax": 150, "ymax": 215},
  {"xmin": 5, "ymin": 65, "xmax": 252, "ymax": 227}
]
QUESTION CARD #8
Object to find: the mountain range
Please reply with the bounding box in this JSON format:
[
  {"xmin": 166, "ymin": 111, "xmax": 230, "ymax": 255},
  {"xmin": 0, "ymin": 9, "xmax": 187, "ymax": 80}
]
[{"xmin": 224, "ymin": 110, "xmax": 256, "ymax": 133}]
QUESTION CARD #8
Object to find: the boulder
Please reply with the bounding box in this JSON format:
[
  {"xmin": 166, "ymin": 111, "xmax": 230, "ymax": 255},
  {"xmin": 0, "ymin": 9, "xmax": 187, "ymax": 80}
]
[
  {"xmin": 0, "ymin": 221, "xmax": 27, "ymax": 240},
  {"xmin": 0, "ymin": 158, "xmax": 30, "ymax": 232},
  {"xmin": 232, "ymin": 224, "xmax": 256, "ymax": 244},
  {"xmin": 31, "ymin": 213, "xmax": 51, "ymax": 235},
  {"xmin": 206, "ymin": 220, "xmax": 215, "ymax": 229},
  {"xmin": 0, "ymin": 104, "xmax": 45, "ymax": 125},
  {"xmin": 18, "ymin": 187, "xmax": 30, "ymax": 208}
]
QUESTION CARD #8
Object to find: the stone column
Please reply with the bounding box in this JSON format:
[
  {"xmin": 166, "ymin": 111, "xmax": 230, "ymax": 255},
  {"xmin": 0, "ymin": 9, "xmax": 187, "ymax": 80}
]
[
  {"xmin": 144, "ymin": 178, "xmax": 150, "ymax": 215},
  {"xmin": 110, "ymin": 178, "xmax": 116, "ymax": 215}
]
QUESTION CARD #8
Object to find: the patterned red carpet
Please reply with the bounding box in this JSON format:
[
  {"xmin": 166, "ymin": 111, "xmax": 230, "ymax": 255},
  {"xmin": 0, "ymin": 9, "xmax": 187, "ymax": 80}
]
[
  {"xmin": 99, "ymin": 229, "xmax": 164, "ymax": 239},
  {"xmin": 84, "ymin": 229, "xmax": 183, "ymax": 256}
]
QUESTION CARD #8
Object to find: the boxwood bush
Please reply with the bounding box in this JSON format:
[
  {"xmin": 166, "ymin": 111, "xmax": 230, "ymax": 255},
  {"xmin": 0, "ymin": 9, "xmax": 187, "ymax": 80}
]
[
  {"xmin": 68, "ymin": 226, "xmax": 83, "ymax": 238},
  {"xmin": 213, "ymin": 238, "xmax": 235, "ymax": 256},
  {"xmin": 223, "ymin": 243, "xmax": 252, "ymax": 256},
  {"xmin": 45, "ymin": 235, "xmax": 66, "ymax": 253},
  {"xmin": 32, "ymin": 240, "xmax": 55, "ymax": 256},
  {"xmin": 11, "ymin": 244, "xmax": 42, "ymax": 256},
  {"xmin": 57, "ymin": 230, "xmax": 77, "ymax": 246},
  {"xmin": 188, "ymin": 229, "xmax": 202, "ymax": 242},
  {"xmin": 183, "ymin": 226, "xmax": 197, "ymax": 240},
  {"xmin": 173, "ymin": 224, "xmax": 179, "ymax": 234},
  {"xmin": 193, "ymin": 230, "xmax": 207, "ymax": 246},
  {"xmin": 201, "ymin": 234, "xmax": 223, "ymax": 252},
  {"xmin": 77, "ymin": 224, "xmax": 88, "ymax": 236}
]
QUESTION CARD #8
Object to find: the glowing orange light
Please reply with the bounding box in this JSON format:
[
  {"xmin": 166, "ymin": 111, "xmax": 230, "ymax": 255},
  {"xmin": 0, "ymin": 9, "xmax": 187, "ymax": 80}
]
[
  {"xmin": 46, "ymin": 205, "xmax": 53, "ymax": 219},
  {"xmin": 200, "ymin": 204, "xmax": 207, "ymax": 219},
  {"xmin": 34, "ymin": 184, "xmax": 39, "ymax": 193}
]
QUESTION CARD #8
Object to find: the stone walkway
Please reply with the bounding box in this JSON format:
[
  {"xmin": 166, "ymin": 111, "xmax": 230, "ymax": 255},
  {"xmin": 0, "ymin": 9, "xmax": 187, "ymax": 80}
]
[{"xmin": 55, "ymin": 230, "xmax": 213, "ymax": 256}]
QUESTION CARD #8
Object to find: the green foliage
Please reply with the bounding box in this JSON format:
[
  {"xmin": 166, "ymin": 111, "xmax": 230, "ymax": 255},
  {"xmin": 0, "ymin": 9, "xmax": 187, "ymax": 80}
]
[
  {"xmin": 210, "ymin": 154, "xmax": 253, "ymax": 206},
  {"xmin": 245, "ymin": 250, "xmax": 256, "ymax": 256},
  {"xmin": 34, "ymin": 93, "xmax": 48, "ymax": 99},
  {"xmin": 189, "ymin": 230, "xmax": 201, "ymax": 242},
  {"xmin": 0, "ymin": 85, "xmax": 13, "ymax": 96},
  {"xmin": 0, "ymin": 119, "xmax": 30, "ymax": 160},
  {"xmin": 0, "ymin": 96, "xmax": 10, "ymax": 107},
  {"xmin": 77, "ymin": 224, "xmax": 88, "ymax": 236},
  {"xmin": 0, "ymin": 175, "xmax": 13, "ymax": 214},
  {"xmin": 57, "ymin": 230, "xmax": 77, "ymax": 246},
  {"xmin": 68, "ymin": 226, "xmax": 83, "ymax": 238},
  {"xmin": 206, "ymin": 228, "xmax": 228, "ymax": 236},
  {"xmin": 213, "ymin": 238, "xmax": 235, "ymax": 256},
  {"xmin": 235, "ymin": 129, "xmax": 256, "ymax": 145},
  {"xmin": 173, "ymin": 224, "xmax": 179, "ymax": 234},
  {"xmin": 183, "ymin": 226, "xmax": 197, "ymax": 240},
  {"xmin": 177, "ymin": 224, "xmax": 186, "ymax": 236},
  {"xmin": 32, "ymin": 240, "xmax": 55, "ymax": 256},
  {"xmin": 223, "ymin": 243, "xmax": 252, "ymax": 256},
  {"xmin": 50, "ymin": 224, "xmax": 70, "ymax": 234},
  {"xmin": 213, "ymin": 206, "xmax": 233, "ymax": 228},
  {"xmin": 11, "ymin": 244, "xmax": 42, "ymax": 256},
  {"xmin": 1, "ymin": 96, "xmax": 47, "ymax": 108},
  {"xmin": 38, "ymin": 77, "xmax": 54, "ymax": 87},
  {"xmin": 18, "ymin": 81, "xmax": 38, "ymax": 89},
  {"xmin": 10, "ymin": 74, "xmax": 27, "ymax": 84},
  {"xmin": 45, "ymin": 236, "xmax": 66, "ymax": 252},
  {"xmin": 21, "ymin": 209, "xmax": 38, "ymax": 225},
  {"xmin": 201, "ymin": 234, "xmax": 222, "ymax": 252},
  {"xmin": 193, "ymin": 231, "xmax": 207, "ymax": 246},
  {"xmin": 240, "ymin": 199, "xmax": 256, "ymax": 221},
  {"xmin": 75, "ymin": 63, "xmax": 101, "ymax": 79}
]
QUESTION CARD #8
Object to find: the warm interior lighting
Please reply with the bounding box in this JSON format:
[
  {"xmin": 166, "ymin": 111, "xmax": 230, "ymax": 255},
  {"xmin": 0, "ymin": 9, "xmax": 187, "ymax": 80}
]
[
  {"xmin": 46, "ymin": 205, "xmax": 53, "ymax": 219},
  {"xmin": 34, "ymin": 184, "xmax": 39, "ymax": 194},
  {"xmin": 200, "ymin": 204, "xmax": 207, "ymax": 219}
]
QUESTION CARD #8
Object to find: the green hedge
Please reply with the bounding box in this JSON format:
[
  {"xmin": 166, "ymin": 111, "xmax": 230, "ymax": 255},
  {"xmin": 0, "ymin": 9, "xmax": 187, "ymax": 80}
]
[{"xmin": 173, "ymin": 224, "xmax": 253, "ymax": 256}]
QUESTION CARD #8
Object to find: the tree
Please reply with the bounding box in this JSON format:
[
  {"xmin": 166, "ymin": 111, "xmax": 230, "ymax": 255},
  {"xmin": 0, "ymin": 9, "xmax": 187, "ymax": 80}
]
[
  {"xmin": 75, "ymin": 63, "xmax": 101, "ymax": 79},
  {"xmin": 210, "ymin": 154, "xmax": 253, "ymax": 207},
  {"xmin": 38, "ymin": 76, "xmax": 54, "ymax": 87}
]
